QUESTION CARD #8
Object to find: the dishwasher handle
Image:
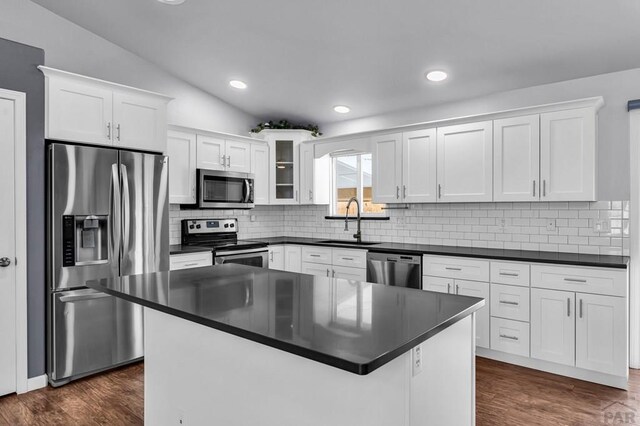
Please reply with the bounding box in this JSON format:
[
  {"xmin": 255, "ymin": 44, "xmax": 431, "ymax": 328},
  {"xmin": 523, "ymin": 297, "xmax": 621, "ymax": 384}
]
[{"xmin": 366, "ymin": 251, "xmax": 422, "ymax": 264}]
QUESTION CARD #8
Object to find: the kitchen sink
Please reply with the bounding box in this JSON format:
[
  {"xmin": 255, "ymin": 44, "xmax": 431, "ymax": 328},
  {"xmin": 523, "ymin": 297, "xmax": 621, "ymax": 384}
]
[{"xmin": 317, "ymin": 240, "xmax": 380, "ymax": 246}]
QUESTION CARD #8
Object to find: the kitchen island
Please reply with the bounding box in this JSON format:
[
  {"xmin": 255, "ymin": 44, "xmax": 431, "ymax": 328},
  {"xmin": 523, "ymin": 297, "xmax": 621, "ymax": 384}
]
[{"xmin": 88, "ymin": 264, "xmax": 484, "ymax": 426}]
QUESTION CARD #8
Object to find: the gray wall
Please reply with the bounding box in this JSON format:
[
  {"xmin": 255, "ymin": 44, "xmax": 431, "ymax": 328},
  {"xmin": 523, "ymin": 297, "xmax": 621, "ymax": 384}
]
[
  {"xmin": 322, "ymin": 68, "xmax": 640, "ymax": 201},
  {"xmin": 0, "ymin": 38, "xmax": 45, "ymax": 378}
]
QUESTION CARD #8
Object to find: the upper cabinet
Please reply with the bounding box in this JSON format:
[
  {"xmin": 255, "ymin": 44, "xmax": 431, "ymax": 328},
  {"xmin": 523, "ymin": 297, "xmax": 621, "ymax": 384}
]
[
  {"xmin": 494, "ymin": 115, "xmax": 540, "ymax": 202},
  {"xmin": 40, "ymin": 66, "xmax": 171, "ymax": 153},
  {"xmin": 167, "ymin": 130, "xmax": 197, "ymax": 204},
  {"xmin": 251, "ymin": 143, "xmax": 270, "ymax": 205},
  {"xmin": 437, "ymin": 121, "xmax": 493, "ymax": 202},
  {"xmin": 299, "ymin": 142, "xmax": 330, "ymax": 205},
  {"xmin": 540, "ymin": 108, "xmax": 596, "ymax": 201},
  {"xmin": 196, "ymin": 136, "xmax": 251, "ymax": 174},
  {"xmin": 372, "ymin": 133, "xmax": 403, "ymax": 203}
]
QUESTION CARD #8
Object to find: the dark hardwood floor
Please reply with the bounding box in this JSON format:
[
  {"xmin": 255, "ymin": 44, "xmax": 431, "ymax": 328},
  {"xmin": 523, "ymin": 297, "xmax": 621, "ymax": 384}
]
[{"xmin": 0, "ymin": 358, "xmax": 638, "ymax": 425}]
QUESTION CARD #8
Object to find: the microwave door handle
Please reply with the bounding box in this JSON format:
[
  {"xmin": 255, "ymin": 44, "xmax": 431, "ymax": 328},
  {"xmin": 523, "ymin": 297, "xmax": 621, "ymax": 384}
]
[{"xmin": 244, "ymin": 179, "xmax": 251, "ymax": 203}]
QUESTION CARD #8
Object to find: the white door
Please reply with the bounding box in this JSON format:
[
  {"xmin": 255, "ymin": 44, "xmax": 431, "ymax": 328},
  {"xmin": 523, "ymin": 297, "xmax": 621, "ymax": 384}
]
[
  {"xmin": 299, "ymin": 143, "xmax": 314, "ymax": 204},
  {"xmin": 530, "ymin": 288, "xmax": 575, "ymax": 367},
  {"xmin": 225, "ymin": 141, "xmax": 251, "ymax": 173},
  {"xmin": 251, "ymin": 143, "xmax": 270, "ymax": 205},
  {"xmin": 332, "ymin": 266, "xmax": 367, "ymax": 281},
  {"xmin": 372, "ymin": 133, "xmax": 402, "ymax": 203},
  {"xmin": 494, "ymin": 115, "xmax": 540, "ymax": 201},
  {"xmin": 437, "ymin": 121, "xmax": 493, "ymax": 202},
  {"xmin": 540, "ymin": 108, "xmax": 596, "ymax": 201},
  {"xmin": 454, "ymin": 280, "xmax": 490, "ymax": 348},
  {"xmin": 301, "ymin": 262, "xmax": 331, "ymax": 278},
  {"xmin": 113, "ymin": 91, "xmax": 167, "ymax": 152},
  {"xmin": 575, "ymin": 293, "xmax": 627, "ymax": 376},
  {"xmin": 0, "ymin": 92, "xmax": 20, "ymax": 396},
  {"xmin": 197, "ymin": 135, "xmax": 226, "ymax": 170},
  {"xmin": 167, "ymin": 130, "xmax": 197, "ymax": 204},
  {"xmin": 402, "ymin": 128, "xmax": 437, "ymax": 203},
  {"xmin": 47, "ymin": 77, "xmax": 113, "ymax": 145},
  {"xmin": 423, "ymin": 275, "xmax": 453, "ymax": 293},
  {"xmin": 284, "ymin": 245, "xmax": 302, "ymax": 273},
  {"xmin": 268, "ymin": 246, "xmax": 285, "ymax": 271}
]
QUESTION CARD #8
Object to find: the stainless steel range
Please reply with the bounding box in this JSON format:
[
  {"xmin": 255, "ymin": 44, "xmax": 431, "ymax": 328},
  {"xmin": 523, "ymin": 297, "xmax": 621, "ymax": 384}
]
[{"xmin": 181, "ymin": 219, "xmax": 269, "ymax": 268}]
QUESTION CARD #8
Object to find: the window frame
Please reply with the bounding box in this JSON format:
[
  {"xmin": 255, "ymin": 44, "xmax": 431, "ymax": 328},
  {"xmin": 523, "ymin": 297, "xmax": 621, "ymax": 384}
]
[{"xmin": 330, "ymin": 152, "xmax": 386, "ymax": 217}]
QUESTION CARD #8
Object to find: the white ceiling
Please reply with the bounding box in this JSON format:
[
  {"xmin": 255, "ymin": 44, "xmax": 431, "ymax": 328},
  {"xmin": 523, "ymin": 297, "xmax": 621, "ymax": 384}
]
[{"xmin": 32, "ymin": 0, "xmax": 640, "ymax": 126}]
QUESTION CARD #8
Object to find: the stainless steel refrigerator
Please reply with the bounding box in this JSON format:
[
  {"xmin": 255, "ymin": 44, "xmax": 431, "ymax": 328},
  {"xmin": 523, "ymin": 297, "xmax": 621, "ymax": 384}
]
[{"xmin": 47, "ymin": 143, "xmax": 169, "ymax": 386}]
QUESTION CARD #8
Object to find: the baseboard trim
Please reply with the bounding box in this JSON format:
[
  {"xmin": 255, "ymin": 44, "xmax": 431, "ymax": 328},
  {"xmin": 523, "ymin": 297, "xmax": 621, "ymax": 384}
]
[
  {"xmin": 22, "ymin": 374, "xmax": 48, "ymax": 393},
  {"xmin": 477, "ymin": 347, "xmax": 628, "ymax": 390}
]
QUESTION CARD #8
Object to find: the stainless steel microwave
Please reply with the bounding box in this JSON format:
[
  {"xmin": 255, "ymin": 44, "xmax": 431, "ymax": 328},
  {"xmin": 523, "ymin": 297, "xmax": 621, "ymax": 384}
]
[{"xmin": 197, "ymin": 169, "xmax": 255, "ymax": 209}]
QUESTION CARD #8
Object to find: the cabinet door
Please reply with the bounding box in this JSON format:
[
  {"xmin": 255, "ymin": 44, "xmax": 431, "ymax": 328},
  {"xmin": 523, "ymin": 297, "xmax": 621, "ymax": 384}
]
[
  {"xmin": 47, "ymin": 77, "xmax": 113, "ymax": 145},
  {"xmin": 530, "ymin": 288, "xmax": 575, "ymax": 366},
  {"xmin": 270, "ymin": 139, "xmax": 299, "ymax": 204},
  {"xmin": 575, "ymin": 293, "xmax": 627, "ymax": 376},
  {"xmin": 251, "ymin": 143, "xmax": 270, "ymax": 205},
  {"xmin": 402, "ymin": 128, "xmax": 437, "ymax": 202},
  {"xmin": 268, "ymin": 246, "xmax": 285, "ymax": 271},
  {"xmin": 299, "ymin": 143, "xmax": 317, "ymax": 204},
  {"xmin": 113, "ymin": 91, "xmax": 167, "ymax": 152},
  {"xmin": 494, "ymin": 115, "xmax": 540, "ymax": 201},
  {"xmin": 284, "ymin": 245, "xmax": 302, "ymax": 273},
  {"xmin": 332, "ymin": 266, "xmax": 366, "ymax": 282},
  {"xmin": 540, "ymin": 108, "xmax": 596, "ymax": 201},
  {"xmin": 437, "ymin": 121, "xmax": 493, "ymax": 202},
  {"xmin": 167, "ymin": 130, "xmax": 197, "ymax": 204},
  {"xmin": 197, "ymin": 135, "xmax": 226, "ymax": 170},
  {"xmin": 423, "ymin": 275, "xmax": 453, "ymax": 293},
  {"xmin": 454, "ymin": 280, "xmax": 490, "ymax": 348},
  {"xmin": 301, "ymin": 262, "xmax": 331, "ymax": 278},
  {"xmin": 372, "ymin": 133, "xmax": 402, "ymax": 203},
  {"xmin": 226, "ymin": 141, "xmax": 251, "ymax": 173}
]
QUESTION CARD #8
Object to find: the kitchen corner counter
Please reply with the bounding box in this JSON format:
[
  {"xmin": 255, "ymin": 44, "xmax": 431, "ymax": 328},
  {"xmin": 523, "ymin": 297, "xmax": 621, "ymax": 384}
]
[
  {"xmin": 246, "ymin": 236, "xmax": 630, "ymax": 269},
  {"xmin": 87, "ymin": 264, "xmax": 483, "ymax": 375}
]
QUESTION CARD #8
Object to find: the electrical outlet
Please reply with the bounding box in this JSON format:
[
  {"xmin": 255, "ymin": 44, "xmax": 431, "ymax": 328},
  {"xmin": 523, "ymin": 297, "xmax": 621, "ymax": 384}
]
[
  {"xmin": 412, "ymin": 345, "xmax": 423, "ymax": 376},
  {"xmin": 176, "ymin": 410, "xmax": 186, "ymax": 425},
  {"xmin": 546, "ymin": 219, "xmax": 556, "ymax": 232},
  {"xmin": 250, "ymin": 215, "xmax": 256, "ymax": 222},
  {"xmin": 593, "ymin": 219, "xmax": 610, "ymax": 233},
  {"xmin": 499, "ymin": 218, "xmax": 506, "ymax": 231}
]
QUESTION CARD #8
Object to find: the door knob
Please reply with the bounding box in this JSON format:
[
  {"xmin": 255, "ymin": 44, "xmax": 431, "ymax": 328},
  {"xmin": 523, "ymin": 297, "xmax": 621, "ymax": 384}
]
[{"xmin": 0, "ymin": 257, "xmax": 11, "ymax": 267}]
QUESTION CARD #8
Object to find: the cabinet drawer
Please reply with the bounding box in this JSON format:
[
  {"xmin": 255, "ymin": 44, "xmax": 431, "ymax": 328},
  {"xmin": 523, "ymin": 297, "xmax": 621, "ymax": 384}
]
[
  {"xmin": 490, "ymin": 318, "xmax": 530, "ymax": 357},
  {"xmin": 332, "ymin": 265, "xmax": 367, "ymax": 282},
  {"xmin": 491, "ymin": 261, "xmax": 530, "ymax": 287},
  {"xmin": 491, "ymin": 284, "xmax": 530, "ymax": 322},
  {"xmin": 302, "ymin": 246, "xmax": 333, "ymax": 264},
  {"xmin": 332, "ymin": 248, "xmax": 367, "ymax": 269},
  {"xmin": 531, "ymin": 264, "xmax": 627, "ymax": 297},
  {"xmin": 423, "ymin": 255, "xmax": 489, "ymax": 281},
  {"xmin": 170, "ymin": 252, "xmax": 212, "ymax": 271}
]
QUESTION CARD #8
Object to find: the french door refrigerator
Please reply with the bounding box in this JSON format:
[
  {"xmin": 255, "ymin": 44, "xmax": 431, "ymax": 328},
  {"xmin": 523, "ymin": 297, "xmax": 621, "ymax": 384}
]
[{"xmin": 47, "ymin": 143, "xmax": 169, "ymax": 386}]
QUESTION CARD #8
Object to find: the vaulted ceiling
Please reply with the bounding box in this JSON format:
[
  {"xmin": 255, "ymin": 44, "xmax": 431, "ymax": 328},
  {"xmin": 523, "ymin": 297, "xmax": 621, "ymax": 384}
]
[{"xmin": 32, "ymin": 0, "xmax": 640, "ymax": 125}]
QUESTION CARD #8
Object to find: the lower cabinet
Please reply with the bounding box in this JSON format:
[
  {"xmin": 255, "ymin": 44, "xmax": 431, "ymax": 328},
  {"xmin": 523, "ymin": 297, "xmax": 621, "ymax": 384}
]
[
  {"xmin": 301, "ymin": 262, "xmax": 331, "ymax": 277},
  {"xmin": 423, "ymin": 275, "xmax": 490, "ymax": 349},
  {"xmin": 284, "ymin": 245, "xmax": 302, "ymax": 273},
  {"xmin": 332, "ymin": 265, "xmax": 367, "ymax": 281},
  {"xmin": 268, "ymin": 246, "xmax": 285, "ymax": 271},
  {"xmin": 300, "ymin": 246, "xmax": 367, "ymax": 281},
  {"xmin": 530, "ymin": 288, "xmax": 575, "ymax": 366},
  {"xmin": 169, "ymin": 252, "xmax": 213, "ymax": 271},
  {"xmin": 490, "ymin": 317, "xmax": 530, "ymax": 357}
]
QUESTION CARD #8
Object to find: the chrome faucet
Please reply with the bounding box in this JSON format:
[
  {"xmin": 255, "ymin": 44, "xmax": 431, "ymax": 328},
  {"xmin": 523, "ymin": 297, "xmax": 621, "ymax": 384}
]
[{"xmin": 344, "ymin": 197, "xmax": 362, "ymax": 243}]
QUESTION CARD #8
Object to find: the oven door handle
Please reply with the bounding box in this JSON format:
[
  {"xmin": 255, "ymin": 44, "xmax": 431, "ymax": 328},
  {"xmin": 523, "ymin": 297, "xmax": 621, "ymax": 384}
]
[{"xmin": 215, "ymin": 248, "xmax": 269, "ymax": 257}]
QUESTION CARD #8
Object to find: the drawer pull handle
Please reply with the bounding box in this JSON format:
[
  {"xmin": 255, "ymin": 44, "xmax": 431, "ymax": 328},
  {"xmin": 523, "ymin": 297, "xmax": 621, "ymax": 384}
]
[
  {"xmin": 564, "ymin": 278, "xmax": 587, "ymax": 283},
  {"xmin": 310, "ymin": 254, "xmax": 321, "ymax": 258},
  {"xmin": 445, "ymin": 267, "xmax": 462, "ymax": 271},
  {"xmin": 499, "ymin": 300, "xmax": 519, "ymax": 306},
  {"xmin": 579, "ymin": 299, "xmax": 583, "ymax": 318},
  {"xmin": 567, "ymin": 298, "xmax": 571, "ymax": 317},
  {"xmin": 447, "ymin": 283, "xmax": 451, "ymax": 293},
  {"xmin": 499, "ymin": 334, "xmax": 519, "ymax": 341},
  {"xmin": 184, "ymin": 263, "xmax": 199, "ymax": 267},
  {"xmin": 499, "ymin": 272, "xmax": 519, "ymax": 277},
  {"xmin": 342, "ymin": 257, "xmax": 354, "ymax": 261}
]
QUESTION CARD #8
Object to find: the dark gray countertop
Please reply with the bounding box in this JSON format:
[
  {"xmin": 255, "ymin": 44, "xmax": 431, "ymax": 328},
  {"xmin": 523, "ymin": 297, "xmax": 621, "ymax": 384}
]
[
  {"xmin": 246, "ymin": 237, "xmax": 629, "ymax": 269},
  {"xmin": 169, "ymin": 244, "xmax": 212, "ymax": 255},
  {"xmin": 87, "ymin": 264, "xmax": 483, "ymax": 375}
]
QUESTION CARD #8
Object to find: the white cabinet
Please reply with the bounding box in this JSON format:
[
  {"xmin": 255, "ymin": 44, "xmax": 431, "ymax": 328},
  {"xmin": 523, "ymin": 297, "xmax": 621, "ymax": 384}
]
[
  {"xmin": 436, "ymin": 121, "xmax": 493, "ymax": 202},
  {"xmin": 301, "ymin": 246, "xmax": 367, "ymax": 280},
  {"xmin": 41, "ymin": 66, "xmax": 170, "ymax": 152},
  {"xmin": 402, "ymin": 128, "xmax": 437, "ymax": 203},
  {"xmin": 268, "ymin": 246, "xmax": 284, "ymax": 271},
  {"xmin": 302, "ymin": 262, "xmax": 331, "ymax": 277},
  {"xmin": 251, "ymin": 143, "xmax": 270, "ymax": 205},
  {"xmin": 169, "ymin": 252, "xmax": 213, "ymax": 271},
  {"xmin": 493, "ymin": 115, "xmax": 540, "ymax": 201},
  {"xmin": 372, "ymin": 133, "xmax": 403, "ymax": 203},
  {"xmin": 530, "ymin": 288, "xmax": 575, "ymax": 366},
  {"xmin": 299, "ymin": 143, "xmax": 330, "ymax": 205},
  {"xmin": 284, "ymin": 245, "xmax": 302, "ymax": 273},
  {"xmin": 575, "ymin": 293, "xmax": 627, "ymax": 376},
  {"xmin": 197, "ymin": 136, "xmax": 251, "ymax": 173},
  {"xmin": 167, "ymin": 130, "xmax": 197, "ymax": 204},
  {"xmin": 540, "ymin": 108, "xmax": 596, "ymax": 201},
  {"xmin": 490, "ymin": 318, "xmax": 530, "ymax": 357},
  {"xmin": 333, "ymin": 266, "xmax": 367, "ymax": 281}
]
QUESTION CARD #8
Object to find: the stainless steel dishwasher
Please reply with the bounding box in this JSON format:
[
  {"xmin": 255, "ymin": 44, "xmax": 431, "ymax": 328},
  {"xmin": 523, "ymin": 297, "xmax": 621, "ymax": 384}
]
[{"xmin": 366, "ymin": 252, "xmax": 422, "ymax": 289}]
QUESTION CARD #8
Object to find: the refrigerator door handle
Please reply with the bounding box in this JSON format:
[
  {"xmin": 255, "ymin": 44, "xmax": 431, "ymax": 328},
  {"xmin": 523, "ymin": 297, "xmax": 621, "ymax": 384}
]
[
  {"xmin": 110, "ymin": 163, "xmax": 122, "ymax": 266},
  {"xmin": 120, "ymin": 163, "xmax": 131, "ymax": 265}
]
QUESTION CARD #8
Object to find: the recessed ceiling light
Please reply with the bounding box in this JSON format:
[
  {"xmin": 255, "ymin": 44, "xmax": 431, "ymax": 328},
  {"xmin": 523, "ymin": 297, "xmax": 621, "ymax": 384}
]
[
  {"xmin": 426, "ymin": 70, "xmax": 448, "ymax": 82},
  {"xmin": 229, "ymin": 80, "xmax": 248, "ymax": 90},
  {"xmin": 333, "ymin": 105, "xmax": 351, "ymax": 114},
  {"xmin": 157, "ymin": 0, "xmax": 185, "ymax": 5}
]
